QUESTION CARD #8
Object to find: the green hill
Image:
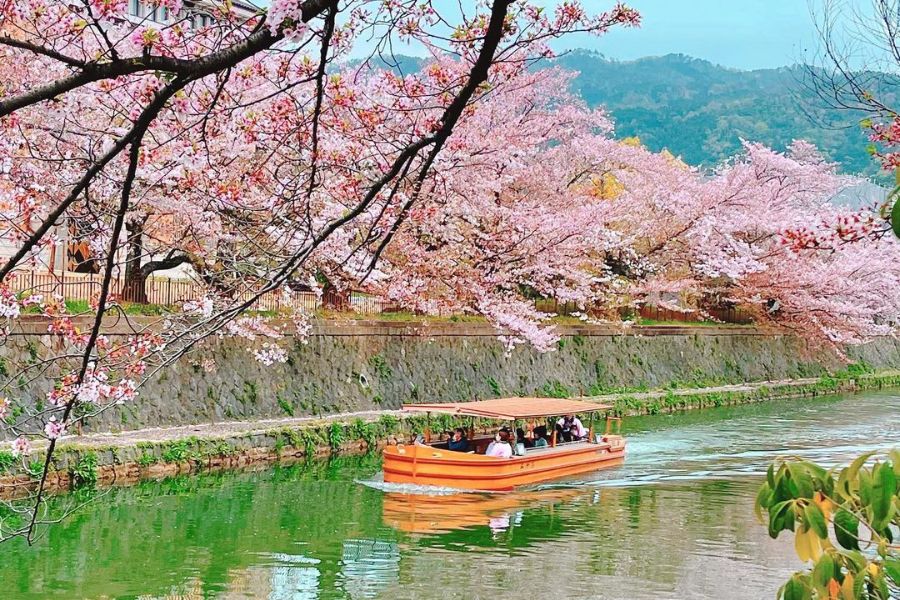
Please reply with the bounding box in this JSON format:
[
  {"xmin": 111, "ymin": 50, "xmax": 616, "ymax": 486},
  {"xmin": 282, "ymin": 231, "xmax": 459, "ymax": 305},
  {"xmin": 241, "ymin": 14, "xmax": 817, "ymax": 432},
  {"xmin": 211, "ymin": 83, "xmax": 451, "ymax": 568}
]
[
  {"xmin": 552, "ymin": 51, "xmax": 893, "ymax": 178},
  {"xmin": 359, "ymin": 51, "xmax": 894, "ymax": 178}
]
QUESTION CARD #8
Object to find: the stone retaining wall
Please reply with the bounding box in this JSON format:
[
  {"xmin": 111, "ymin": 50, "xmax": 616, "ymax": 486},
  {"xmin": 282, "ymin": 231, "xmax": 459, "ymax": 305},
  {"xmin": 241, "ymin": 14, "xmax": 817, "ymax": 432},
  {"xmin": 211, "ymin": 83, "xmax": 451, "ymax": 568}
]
[{"xmin": 2, "ymin": 318, "xmax": 898, "ymax": 433}]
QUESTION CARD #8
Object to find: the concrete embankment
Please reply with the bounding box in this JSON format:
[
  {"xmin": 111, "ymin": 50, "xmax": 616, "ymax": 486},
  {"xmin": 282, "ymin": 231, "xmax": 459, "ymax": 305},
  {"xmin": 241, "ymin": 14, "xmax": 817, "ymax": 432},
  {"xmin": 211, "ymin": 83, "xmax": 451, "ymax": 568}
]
[{"xmin": 1, "ymin": 369, "xmax": 897, "ymax": 498}]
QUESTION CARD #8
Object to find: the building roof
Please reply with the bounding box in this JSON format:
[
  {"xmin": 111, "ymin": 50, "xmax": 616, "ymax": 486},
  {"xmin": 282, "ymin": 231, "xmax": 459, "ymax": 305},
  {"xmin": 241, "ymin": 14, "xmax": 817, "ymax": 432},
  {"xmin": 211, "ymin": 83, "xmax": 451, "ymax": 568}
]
[{"xmin": 402, "ymin": 397, "xmax": 612, "ymax": 420}]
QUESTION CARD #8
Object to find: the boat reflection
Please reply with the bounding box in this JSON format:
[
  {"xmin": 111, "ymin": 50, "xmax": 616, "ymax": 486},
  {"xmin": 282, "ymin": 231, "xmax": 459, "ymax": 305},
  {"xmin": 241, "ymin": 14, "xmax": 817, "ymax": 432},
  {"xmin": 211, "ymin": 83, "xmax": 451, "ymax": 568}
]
[{"xmin": 382, "ymin": 487, "xmax": 589, "ymax": 537}]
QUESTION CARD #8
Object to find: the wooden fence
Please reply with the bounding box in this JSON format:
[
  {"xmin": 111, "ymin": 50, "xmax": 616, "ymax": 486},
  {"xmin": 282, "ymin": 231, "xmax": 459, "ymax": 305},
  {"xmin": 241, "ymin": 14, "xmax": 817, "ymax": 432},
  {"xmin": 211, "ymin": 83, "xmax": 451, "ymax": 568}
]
[
  {"xmin": 5, "ymin": 270, "xmax": 396, "ymax": 314},
  {"xmin": 631, "ymin": 304, "xmax": 753, "ymax": 325},
  {"xmin": 6, "ymin": 270, "xmax": 754, "ymax": 323}
]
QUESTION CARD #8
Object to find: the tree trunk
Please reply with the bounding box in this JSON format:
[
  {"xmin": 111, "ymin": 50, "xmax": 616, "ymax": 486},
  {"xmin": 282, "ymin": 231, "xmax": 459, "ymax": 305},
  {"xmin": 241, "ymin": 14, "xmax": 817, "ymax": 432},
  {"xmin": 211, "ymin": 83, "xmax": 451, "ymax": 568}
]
[{"xmin": 123, "ymin": 218, "xmax": 148, "ymax": 304}]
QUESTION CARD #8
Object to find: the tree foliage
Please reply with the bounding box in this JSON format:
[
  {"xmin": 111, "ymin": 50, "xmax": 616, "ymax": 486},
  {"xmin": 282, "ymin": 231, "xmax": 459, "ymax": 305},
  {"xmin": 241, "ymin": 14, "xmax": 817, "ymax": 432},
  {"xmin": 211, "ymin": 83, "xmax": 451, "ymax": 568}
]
[{"xmin": 756, "ymin": 452, "xmax": 900, "ymax": 600}]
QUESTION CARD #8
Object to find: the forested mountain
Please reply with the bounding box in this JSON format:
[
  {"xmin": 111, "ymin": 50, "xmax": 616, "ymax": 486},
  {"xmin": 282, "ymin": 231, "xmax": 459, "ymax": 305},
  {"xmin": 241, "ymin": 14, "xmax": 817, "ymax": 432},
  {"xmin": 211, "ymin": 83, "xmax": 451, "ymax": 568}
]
[
  {"xmin": 552, "ymin": 51, "xmax": 892, "ymax": 178},
  {"xmin": 362, "ymin": 50, "xmax": 894, "ymax": 178}
]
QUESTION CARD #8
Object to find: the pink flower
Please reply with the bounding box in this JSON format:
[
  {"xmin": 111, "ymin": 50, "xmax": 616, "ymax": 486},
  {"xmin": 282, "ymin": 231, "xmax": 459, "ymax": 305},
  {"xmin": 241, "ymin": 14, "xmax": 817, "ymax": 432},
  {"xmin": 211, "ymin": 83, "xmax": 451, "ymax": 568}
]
[
  {"xmin": 11, "ymin": 436, "xmax": 30, "ymax": 457},
  {"xmin": 44, "ymin": 417, "xmax": 67, "ymax": 440},
  {"xmin": 89, "ymin": 0, "xmax": 127, "ymax": 20}
]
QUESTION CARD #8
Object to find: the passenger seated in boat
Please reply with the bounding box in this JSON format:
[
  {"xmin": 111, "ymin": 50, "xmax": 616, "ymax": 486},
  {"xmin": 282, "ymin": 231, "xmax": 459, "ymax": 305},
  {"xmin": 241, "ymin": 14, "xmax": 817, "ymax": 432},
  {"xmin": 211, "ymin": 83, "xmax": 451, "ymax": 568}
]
[
  {"xmin": 556, "ymin": 414, "xmax": 587, "ymax": 442},
  {"xmin": 514, "ymin": 428, "xmax": 528, "ymax": 456},
  {"xmin": 447, "ymin": 428, "xmax": 469, "ymax": 452},
  {"xmin": 517, "ymin": 427, "xmax": 531, "ymax": 448},
  {"xmin": 531, "ymin": 425, "xmax": 549, "ymax": 448},
  {"xmin": 485, "ymin": 430, "xmax": 513, "ymax": 458}
]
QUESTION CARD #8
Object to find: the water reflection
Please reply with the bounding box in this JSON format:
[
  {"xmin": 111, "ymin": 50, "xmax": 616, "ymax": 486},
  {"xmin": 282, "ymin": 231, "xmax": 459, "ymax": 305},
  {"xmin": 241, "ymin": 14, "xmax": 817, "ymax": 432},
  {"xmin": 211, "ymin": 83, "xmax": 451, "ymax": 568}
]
[
  {"xmin": 382, "ymin": 488, "xmax": 584, "ymax": 536},
  {"xmin": 0, "ymin": 391, "xmax": 896, "ymax": 599},
  {"xmin": 339, "ymin": 540, "xmax": 400, "ymax": 599}
]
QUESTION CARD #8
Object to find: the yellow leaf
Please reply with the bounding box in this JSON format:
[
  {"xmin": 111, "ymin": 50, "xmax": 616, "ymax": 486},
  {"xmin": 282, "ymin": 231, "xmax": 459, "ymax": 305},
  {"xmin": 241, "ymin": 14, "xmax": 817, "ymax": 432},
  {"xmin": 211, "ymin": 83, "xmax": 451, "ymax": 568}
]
[
  {"xmin": 809, "ymin": 529, "xmax": 824, "ymax": 561},
  {"xmin": 795, "ymin": 527, "xmax": 812, "ymax": 562},
  {"xmin": 841, "ymin": 573, "xmax": 855, "ymax": 600},
  {"xmin": 814, "ymin": 492, "xmax": 834, "ymax": 520}
]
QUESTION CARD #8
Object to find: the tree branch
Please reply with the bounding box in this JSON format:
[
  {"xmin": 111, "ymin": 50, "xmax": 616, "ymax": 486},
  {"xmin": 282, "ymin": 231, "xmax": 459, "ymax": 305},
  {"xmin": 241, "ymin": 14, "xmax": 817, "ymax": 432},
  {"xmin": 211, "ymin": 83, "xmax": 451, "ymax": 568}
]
[{"xmin": 0, "ymin": 0, "xmax": 337, "ymax": 118}]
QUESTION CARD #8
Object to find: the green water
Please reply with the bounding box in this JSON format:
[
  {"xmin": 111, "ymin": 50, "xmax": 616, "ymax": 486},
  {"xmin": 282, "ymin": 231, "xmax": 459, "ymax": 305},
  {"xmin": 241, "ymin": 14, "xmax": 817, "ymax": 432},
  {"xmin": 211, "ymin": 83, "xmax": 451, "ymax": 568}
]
[{"xmin": 1, "ymin": 391, "xmax": 897, "ymax": 600}]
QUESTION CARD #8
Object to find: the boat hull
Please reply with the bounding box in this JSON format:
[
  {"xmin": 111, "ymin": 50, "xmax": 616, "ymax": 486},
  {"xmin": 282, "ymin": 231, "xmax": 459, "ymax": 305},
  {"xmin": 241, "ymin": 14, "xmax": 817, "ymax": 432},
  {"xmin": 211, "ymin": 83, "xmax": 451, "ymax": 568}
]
[{"xmin": 383, "ymin": 436, "xmax": 625, "ymax": 491}]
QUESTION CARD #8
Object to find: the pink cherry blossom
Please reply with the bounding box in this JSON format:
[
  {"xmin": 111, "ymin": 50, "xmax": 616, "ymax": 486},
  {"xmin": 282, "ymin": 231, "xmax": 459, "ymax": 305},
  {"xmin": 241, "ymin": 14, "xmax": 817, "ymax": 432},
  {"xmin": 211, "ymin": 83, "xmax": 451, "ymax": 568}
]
[
  {"xmin": 11, "ymin": 436, "xmax": 31, "ymax": 457},
  {"xmin": 44, "ymin": 417, "xmax": 67, "ymax": 440}
]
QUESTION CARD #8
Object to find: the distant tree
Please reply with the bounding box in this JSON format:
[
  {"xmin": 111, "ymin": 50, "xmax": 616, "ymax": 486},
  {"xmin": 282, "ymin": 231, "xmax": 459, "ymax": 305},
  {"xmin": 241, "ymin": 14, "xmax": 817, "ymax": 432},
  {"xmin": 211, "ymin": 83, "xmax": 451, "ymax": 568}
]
[{"xmin": 808, "ymin": 0, "xmax": 900, "ymax": 173}]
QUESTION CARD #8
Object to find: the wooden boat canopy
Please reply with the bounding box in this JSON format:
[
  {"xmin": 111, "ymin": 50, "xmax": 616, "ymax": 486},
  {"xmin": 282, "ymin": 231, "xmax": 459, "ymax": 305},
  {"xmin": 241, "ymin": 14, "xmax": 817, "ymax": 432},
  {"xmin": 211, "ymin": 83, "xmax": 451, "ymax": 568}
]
[{"xmin": 401, "ymin": 397, "xmax": 612, "ymax": 421}]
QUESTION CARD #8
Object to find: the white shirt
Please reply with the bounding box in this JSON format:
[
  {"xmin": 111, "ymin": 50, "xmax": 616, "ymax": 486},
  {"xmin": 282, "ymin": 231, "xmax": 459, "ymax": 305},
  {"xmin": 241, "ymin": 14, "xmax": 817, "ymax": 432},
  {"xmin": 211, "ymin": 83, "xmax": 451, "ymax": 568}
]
[
  {"xmin": 557, "ymin": 416, "xmax": 587, "ymax": 438},
  {"xmin": 486, "ymin": 442, "xmax": 513, "ymax": 458}
]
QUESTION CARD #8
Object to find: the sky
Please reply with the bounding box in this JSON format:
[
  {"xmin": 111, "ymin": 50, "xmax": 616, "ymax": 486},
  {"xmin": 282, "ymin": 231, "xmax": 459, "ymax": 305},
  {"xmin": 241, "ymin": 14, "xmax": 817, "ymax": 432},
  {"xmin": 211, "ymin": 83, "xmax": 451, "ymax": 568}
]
[
  {"xmin": 256, "ymin": 0, "xmax": 827, "ymax": 71},
  {"xmin": 373, "ymin": 0, "xmax": 823, "ymax": 71},
  {"xmin": 554, "ymin": 0, "xmax": 820, "ymax": 70}
]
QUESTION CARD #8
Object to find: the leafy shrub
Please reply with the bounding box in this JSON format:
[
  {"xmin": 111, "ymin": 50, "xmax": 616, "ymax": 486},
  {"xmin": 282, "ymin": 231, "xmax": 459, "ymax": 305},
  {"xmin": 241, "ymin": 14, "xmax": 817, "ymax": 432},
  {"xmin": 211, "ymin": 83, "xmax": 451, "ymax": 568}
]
[
  {"xmin": 756, "ymin": 452, "xmax": 899, "ymax": 599},
  {"xmin": 70, "ymin": 452, "xmax": 98, "ymax": 489},
  {"xmin": 327, "ymin": 423, "xmax": 345, "ymax": 450}
]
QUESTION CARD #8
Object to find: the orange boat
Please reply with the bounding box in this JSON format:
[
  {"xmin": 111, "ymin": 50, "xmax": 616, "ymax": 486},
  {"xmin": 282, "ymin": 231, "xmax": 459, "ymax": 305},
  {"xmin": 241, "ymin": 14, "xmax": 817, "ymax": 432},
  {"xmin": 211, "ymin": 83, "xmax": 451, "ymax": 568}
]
[{"xmin": 383, "ymin": 397, "xmax": 626, "ymax": 491}]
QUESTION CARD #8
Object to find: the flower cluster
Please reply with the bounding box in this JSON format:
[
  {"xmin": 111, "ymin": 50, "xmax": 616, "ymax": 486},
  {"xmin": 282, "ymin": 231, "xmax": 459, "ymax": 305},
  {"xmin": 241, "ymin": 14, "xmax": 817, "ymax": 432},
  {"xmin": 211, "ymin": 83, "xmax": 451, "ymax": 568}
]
[
  {"xmin": 183, "ymin": 296, "xmax": 214, "ymax": 318},
  {"xmin": 44, "ymin": 417, "xmax": 66, "ymax": 440},
  {"xmin": 252, "ymin": 342, "xmax": 289, "ymax": 366},
  {"xmin": 0, "ymin": 286, "xmax": 20, "ymax": 319},
  {"xmin": 11, "ymin": 436, "xmax": 31, "ymax": 457}
]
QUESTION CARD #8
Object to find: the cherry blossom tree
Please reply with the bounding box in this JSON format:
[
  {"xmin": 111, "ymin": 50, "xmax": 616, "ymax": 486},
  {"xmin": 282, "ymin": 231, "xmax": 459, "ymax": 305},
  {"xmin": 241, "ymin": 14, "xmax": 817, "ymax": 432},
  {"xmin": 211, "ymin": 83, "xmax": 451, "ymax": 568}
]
[
  {"xmin": 0, "ymin": 0, "xmax": 641, "ymax": 541},
  {"xmin": 806, "ymin": 0, "xmax": 900, "ymax": 173},
  {"xmin": 622, "ymin": 139, "xmax": 900, "ymax": 348}
]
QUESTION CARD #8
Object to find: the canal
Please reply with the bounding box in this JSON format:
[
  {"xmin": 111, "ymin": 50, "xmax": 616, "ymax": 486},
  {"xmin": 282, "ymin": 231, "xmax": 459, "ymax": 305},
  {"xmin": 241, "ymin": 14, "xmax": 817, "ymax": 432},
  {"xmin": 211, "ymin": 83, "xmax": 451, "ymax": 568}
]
[{"xmin": 1, "ymin": 390, "xmax": 897, "ymax": 599}]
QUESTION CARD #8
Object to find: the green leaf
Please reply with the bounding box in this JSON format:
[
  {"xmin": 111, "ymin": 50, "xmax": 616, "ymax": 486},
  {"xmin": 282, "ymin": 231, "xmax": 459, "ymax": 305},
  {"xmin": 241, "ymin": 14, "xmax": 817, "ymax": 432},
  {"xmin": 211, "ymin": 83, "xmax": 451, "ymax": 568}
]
[
  {"xmin": 812, "ymin": 552, "xmax": 836, "ymax": 588},
  {"xmin": 851, "ymin": 571, "xmax": 865, "ymax": 599},
  {"xmin": 774, "ymin": 472, "xmax": 793, "ymax": 503},
  {"xmin": 858, "ymin": 469, "xmax": 873, "ymax": 506},
  {"xmin": 755, "ymin": 483, "xmax": 772, "ymax": 521},
  {"xmin": 781, "ymin": 576, "xmax": 810, "ymax": 600},
  {"xmin": 837, "ymin": 461, "xmax": 859, "ymax": 500},
  {"xmin": 769, "ymin": 500, "xmax": 794, "ymax": 538},
  {"xmin": 768, "ymin": 463, "xmax": 776, "ymax": 489},
  {"xmin": 889, "ymin": 449, "xmax": 900, "ymax": 476},
  {"xmin": 804, "ymin": 503, "xmax": 828, "ymax": 539},
  {"xmin": 847, "ymin": 452, "xmax": 875, "ymax": 479},
  {"xmin": 796, "ymin": 460, "xmax": 829, "ymax": 482},
  {"xmin": 884, "ymin": 557, "xmax": 900, "ymax": 586},
  {"xmin": 788, "ymin": 464, "xmax": 815, "ymax": 499},
  {"xmin": 834, "ymin": 508, "xmax": 860, "ymax": 551},
  {"xmin": 892, "ymin": 198, "xmax": 900, "ymax": 240},
  {"xmin": 874, "ymin": 572, "xmax": 890, "ymax": 600},
  {"xmin": 871, "ymin": 462, "xmax": 896, "ymax": 528}
]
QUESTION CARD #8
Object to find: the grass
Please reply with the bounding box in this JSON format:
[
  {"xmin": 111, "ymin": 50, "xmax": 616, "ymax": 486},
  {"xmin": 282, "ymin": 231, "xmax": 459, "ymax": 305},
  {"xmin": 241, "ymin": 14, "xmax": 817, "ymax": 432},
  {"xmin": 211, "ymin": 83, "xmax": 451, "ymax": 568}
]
[
  {"xmin": 64, "ymin": 299, "xmax": 91, "ymax": 314},
  {"xmin": 633, "ymin": 317, "xmax": 751, "ymax": 327}
]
